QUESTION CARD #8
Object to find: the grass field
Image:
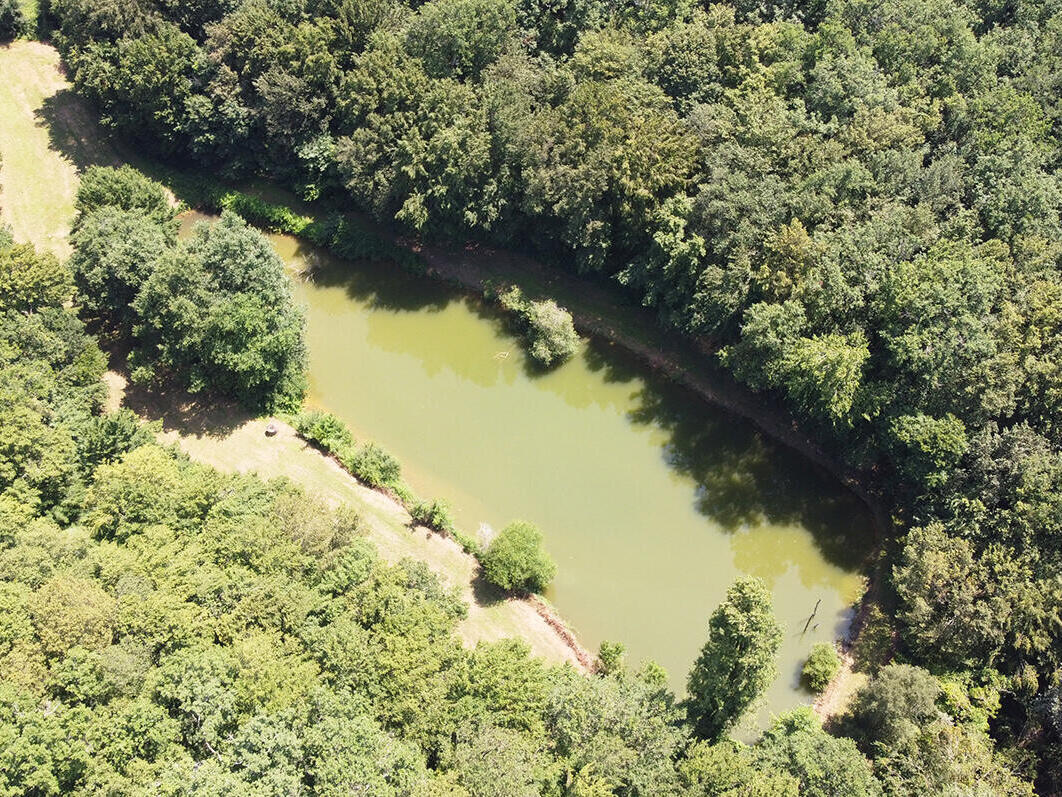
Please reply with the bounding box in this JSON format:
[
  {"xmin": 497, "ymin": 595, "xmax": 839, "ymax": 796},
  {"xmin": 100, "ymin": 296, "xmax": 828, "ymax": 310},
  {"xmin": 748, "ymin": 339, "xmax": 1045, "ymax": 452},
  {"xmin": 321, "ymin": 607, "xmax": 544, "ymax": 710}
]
[
  {"xmin": 1, "ymin": 40, "xmax": 585, "ymax": 669},
  {"xmin": 0, "ymin": 42, "xmax": 119, "ymax": 256}
]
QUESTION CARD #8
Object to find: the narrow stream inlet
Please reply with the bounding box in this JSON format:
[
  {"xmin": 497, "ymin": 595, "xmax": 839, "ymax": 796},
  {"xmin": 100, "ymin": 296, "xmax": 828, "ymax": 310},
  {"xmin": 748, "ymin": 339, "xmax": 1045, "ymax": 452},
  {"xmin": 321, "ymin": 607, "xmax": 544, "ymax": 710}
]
[{"xmin": 186, "ymin": 212, "xmax": 874, "ymax": 722}]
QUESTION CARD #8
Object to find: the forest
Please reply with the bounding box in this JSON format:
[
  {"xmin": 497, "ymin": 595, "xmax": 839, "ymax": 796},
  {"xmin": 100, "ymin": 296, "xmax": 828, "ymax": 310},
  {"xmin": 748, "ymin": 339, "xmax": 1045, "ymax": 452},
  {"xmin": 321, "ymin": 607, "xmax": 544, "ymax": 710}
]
[{"xmin": 0, "ymin": 0, "xmax": 1061, "ymax": 790}]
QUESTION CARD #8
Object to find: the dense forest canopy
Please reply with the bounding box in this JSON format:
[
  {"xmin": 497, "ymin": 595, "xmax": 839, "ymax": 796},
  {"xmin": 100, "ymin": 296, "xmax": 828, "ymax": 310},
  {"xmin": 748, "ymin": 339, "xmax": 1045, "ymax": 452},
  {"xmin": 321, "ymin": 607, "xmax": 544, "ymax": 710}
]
[{"xmin": 3, "ymin": 0, "xmax": 1062, "ymax": 788}]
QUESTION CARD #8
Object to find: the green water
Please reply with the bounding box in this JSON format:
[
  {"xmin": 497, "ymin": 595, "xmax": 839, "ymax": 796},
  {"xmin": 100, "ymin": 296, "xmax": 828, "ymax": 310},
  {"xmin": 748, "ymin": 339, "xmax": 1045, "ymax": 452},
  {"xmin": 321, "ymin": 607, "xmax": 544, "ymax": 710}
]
[{"xmin": 184, "ymin": 213, "xmax": 872, "ymax": 720}]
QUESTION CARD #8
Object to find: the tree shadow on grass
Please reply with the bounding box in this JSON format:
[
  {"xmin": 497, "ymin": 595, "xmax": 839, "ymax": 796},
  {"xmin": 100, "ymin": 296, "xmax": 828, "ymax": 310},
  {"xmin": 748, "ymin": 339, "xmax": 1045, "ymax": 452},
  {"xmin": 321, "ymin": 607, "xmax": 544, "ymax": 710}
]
[
  {"xmin": 121, "ymin": 377, "xmax": 250, "ymax": 440},
  {"xmin": 471, "ymin": 569, "xmax": 508, "ymax": 607},
  {"xmin": 99, "ymin": 337, "xmax": 249, "ymax": 440},
  {"xmin": 35, "ymin": 88, "xmax": 123, "ymax": 173}
]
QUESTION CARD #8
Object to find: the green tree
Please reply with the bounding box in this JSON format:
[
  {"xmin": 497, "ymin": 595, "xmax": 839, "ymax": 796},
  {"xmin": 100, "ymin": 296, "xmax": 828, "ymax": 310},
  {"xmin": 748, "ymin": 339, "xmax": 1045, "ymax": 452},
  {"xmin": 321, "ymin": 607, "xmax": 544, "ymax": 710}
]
[
  {"xmin": 479, "ymin": 521, "xmax": 556, "ymax": 593},
  {"xmin": 802, "ymin": 643, "xmax": 841, "ymax": 693},
  {"xmin": 679, "ymin": 739, "xmax": 799, "ymax": 796},
  {"xmin": 0, "ymin": 0, "xmax": 28, "ymax": 40},
  {"xmin": 686, "ymin": 577, "xmax": 782, "ymax": 741},
  {"xmin": 84, "ymin": 446, "xmax": 183, "ymax": 542},
  {"xmin": 893, "ymin": 525, "xmax": 1010, "ymax": 668},
  {"xmin": 405, "ymin": 0, "xmax": 516, "ymax": 80},
  {"xmin": 755, "ymin": 708, "xmax": 881, "ymax": 797},
  {"xmin": 873, "ymin": 721, "xmax": 1034, "ymax": 796},
  {"xmin": 27, "ymin": 576, "xmax": 116, "ymax": 658},
  {"xmin": 75, "ymin": 165, "xmax": 175, "ymax": 227},
  {"xmin": 0, "ymin": 245, "xmax": 72, "ymax": 313},
  {"xmin": 841, "ymin": 664, "xmax": 940, "ymax": 755},
  {"xmin": 69, "ymin": 206, "xmax": 173, "ymax": 328}
]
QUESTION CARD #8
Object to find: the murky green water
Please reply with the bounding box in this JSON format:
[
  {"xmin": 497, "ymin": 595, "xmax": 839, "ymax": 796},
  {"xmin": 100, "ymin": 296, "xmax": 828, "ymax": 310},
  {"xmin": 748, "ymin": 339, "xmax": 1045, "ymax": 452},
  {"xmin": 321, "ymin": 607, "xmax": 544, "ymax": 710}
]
[{"xmin": 184, "ymin": 213, "xmax": 873, "ymax": 720}]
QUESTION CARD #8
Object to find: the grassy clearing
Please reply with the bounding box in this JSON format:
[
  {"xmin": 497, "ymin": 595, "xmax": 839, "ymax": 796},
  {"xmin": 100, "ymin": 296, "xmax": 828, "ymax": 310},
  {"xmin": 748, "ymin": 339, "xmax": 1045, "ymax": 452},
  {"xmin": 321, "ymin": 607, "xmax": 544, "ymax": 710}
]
[
  {"xmin": 0, "ymin": 40, "xmax": 584, "ymax": 669},
  {"xmin": 0, "ymin": 41, "xmax": 117, "ymax": 256}
]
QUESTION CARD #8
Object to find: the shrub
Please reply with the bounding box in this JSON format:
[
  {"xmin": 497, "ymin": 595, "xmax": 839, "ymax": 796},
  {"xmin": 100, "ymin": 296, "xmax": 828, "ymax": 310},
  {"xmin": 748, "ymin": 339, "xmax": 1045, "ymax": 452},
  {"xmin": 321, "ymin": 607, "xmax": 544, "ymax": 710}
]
[
  {"xmin": 802, "ymin": 643, "xmax": 841, "ymax": 693},
  {"xmin": 841, "ymin": 663, "xmax": 940, "ymax": 753},
  {"xmin": 0, "ymin": 0, "xmax": 28, "ymax": 41},
  {"xmin": 75, "ymin": 165, "xmax": 175, "ymax": 227},
  {"xmin": 479, "ymin": 520, "xmax": 556, "ymax": 593},
  {"xmin": 499, "ymin": 286, "xmax": 579, "ymax": 368},
  {"xmin": 409, "ymin": 498, "xmax": 455, "ymax": 534},
  {"xmin": 524, "ymin": 298, "xmax": 579, "ymax": 367},
  {"xmin": 295, "ymin": 410, "xmax": 355, "ymax": 454},
  {"xmin": 597, "ymin": 641, "xmax": 626, "ymax": 676},
  {"xmin": 216, "ymin": 191, "xmax": 313, "ymax": 235},
  {"xmin": 349, "ymin": 443, "xmax": 402, "ymax": 489}
]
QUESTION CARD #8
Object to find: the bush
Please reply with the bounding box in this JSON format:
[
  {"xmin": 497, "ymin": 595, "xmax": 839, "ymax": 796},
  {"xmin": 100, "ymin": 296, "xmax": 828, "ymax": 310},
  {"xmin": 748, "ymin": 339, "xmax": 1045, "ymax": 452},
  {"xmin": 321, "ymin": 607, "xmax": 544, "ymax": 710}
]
[
  {"xmin": 75, "ymin": 165, "xmax": 175, "ymax": 227},
  {"xmin": 216, "ymin": 191, "xmax": 313, "ymax": 235},
  {"xmin": 597, "ymin": 641, "xmax": 626, "ymax": 676},
  {"xmin": 479, "ymin": 520, "xmax": 556, "ymax": 593},
  {"xmin": 348, "ymin": 443, "xmax": 402, "ymax": 489},
  {"xmin": 499, "ymin": 286, "xmax": 579, "ymax": 368},
  {"xmin": 524, "ymin": 298, "xmax": 579, "ymax": 367},
  {"xmin": 0, "ymin": 0, "xmax": 28, "ymax": 40},
  {"xmin": 802, "ymin": 643, "xmax": 841, "ymax": 693},
  {"xmin": 409, "ymin": 498, "xmax": 455, "ymax": 534},
  {"xmin": 295, "ymin": 410, "xmax": 355, "ymax": 454},
  {"xmin": 841, "ymin": 663, "xmax": 940, "ymax": 753}
]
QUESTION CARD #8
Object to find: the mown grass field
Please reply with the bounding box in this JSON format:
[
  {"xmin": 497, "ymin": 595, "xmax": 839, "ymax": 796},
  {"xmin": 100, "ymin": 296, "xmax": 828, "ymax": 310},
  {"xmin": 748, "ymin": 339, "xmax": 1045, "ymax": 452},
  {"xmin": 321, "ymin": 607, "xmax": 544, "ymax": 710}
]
[{"xmin": 1, "ymin": 40, "xmax": 583, "ymax": 668}]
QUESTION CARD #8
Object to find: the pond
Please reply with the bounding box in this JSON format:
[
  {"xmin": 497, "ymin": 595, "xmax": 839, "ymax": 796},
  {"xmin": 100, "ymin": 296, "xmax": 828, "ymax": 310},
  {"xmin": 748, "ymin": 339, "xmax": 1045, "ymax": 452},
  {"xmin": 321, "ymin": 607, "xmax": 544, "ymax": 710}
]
[{"xmin": 185, "ymin": 212, "xmax": 874, "ymax": 723}]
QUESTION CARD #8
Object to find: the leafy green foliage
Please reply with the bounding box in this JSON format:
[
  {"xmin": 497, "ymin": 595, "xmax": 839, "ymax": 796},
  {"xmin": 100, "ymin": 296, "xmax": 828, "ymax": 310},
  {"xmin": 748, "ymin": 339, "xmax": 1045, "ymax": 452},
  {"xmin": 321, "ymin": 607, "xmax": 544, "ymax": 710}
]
[
  {"xmin": 406, "ymin": 0, "xmax": 517, "ymax": 80},
  {"xmin": 802, "ymin": 643, "xmax": 841, "ymax": 693},
  {"xmin": 294, "ymin": 409, "xmax": 355, "ymax": 455},
  {"xmin": 756, "ymin": 708, "xmax": 880, "ymax": 797},
  {"xmin": 499, "ymin": 286, "xmax": 580, "ymax": 368},
  {"xmin": 0, "ymin": 0, "xmax": 28, "ymax": 40},
  {"xmin": 42, "ymin": 0, "xmax": 1062, "ymax": 781},
  {"xmin": 479, "ymin": 520, "xmax": 556, "ymax": 593},
  {"xmin": 595, "ymin": 640, "xmax": 625, "ymax": 676},
  {"xmin": 409, "ymin": 498, "xmax": 455, "ymax": 534},
  {"xmin": 75, "ymin": 164, "xmax": 175, "ymax": 227},
  {"xmin": 346, "ymin": 442, "xmax": 402, "ymax": 489},
  {"xmin": 0, "ymin": 244, "xmax": 72, "ymax": 313},
  {"xmin": 840, "ymin": 664, "xmax": 941, "ymax": 755},
  {"xmin": 686, "ymin": 577, "xmax": 782, "ymax": 741},
  {"xmin": 70, "ymin": 169, "xmax": 306, "ymax": 411}
]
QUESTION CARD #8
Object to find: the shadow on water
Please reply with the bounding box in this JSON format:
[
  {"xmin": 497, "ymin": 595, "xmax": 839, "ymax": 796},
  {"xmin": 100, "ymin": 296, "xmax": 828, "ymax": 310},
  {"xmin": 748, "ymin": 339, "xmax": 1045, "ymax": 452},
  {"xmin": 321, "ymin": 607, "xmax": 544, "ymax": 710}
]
[
  {"xmin": 287, "ymin": 237, "xmax": 456, "ymax": 315},
  {"xmin": 581, "ymin": 337, "xmax": 873, "ymax": 574}
]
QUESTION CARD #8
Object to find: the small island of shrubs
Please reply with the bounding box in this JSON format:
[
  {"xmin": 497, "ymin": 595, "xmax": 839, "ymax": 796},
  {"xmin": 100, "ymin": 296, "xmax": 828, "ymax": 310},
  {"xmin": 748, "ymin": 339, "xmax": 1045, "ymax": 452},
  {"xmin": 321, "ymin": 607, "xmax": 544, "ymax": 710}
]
[
  {"xmin": 480, "ymin": 520, "xmax": 557, "ymax": 594},
  {"xmin": 802, "ymin": 642, "xmax": 842, "ymax": 693},
  {"xmin": 499, "ymin": 286, "xmax": 579, "ymax": 368}
]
